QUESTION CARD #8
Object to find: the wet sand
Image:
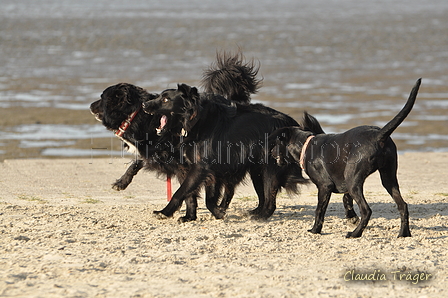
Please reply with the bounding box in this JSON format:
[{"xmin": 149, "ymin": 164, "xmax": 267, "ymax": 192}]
[
  {"xmin": 2, "ymin": 0, "xmax": 448, "ymax": 160},
  {"xmin": 0, "ymin": 152, "xmax": 447, "ymax": 297}
]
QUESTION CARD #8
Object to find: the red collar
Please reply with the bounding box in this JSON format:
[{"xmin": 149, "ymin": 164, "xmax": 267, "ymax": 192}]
[
  {"xmin": 115, "ymin": 107, "xmax": 140, "ymax": 137},
  {"xmin": 299, "ymin": 135, "xmax": 315, "ymax": 170}
]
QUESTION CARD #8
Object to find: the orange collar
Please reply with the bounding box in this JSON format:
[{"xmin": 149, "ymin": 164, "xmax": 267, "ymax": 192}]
[{"xmin": 299, "ymin": 135, "xmax": 315, "ymax": 170}]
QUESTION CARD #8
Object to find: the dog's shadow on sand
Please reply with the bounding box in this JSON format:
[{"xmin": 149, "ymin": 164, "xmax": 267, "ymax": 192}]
[{"xmin": 270, "ymin": 201, "xmax": 448, "ymax": 236}]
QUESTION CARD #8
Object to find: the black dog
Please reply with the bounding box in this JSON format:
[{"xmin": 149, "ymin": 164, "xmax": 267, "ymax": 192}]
[
  {"xmin": 89, "ymin": 83, "xmax": 177, "ymax": 189},
  {"xmin": 270, "ymin": 79, "xmax": 421, "ymax": 238},
  {"xmin": 90, "ymin": 51, "xmax": 263, "ymax": 221},
  {"xmin": 142, "ymin": 83, "xmax": 307, "ymax": 221}
]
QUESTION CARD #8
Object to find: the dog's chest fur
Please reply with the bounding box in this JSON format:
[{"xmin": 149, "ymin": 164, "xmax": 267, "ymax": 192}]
[{"xmin": 118, "ymin": 136, "xmax": 139, "ymax": 156}]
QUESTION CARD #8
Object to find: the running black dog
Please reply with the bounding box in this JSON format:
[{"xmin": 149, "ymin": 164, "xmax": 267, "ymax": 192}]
[
  {"xmin": 142, "ymin": 84, "xmax": 307, "ymax": 220},
  {"xmin": 270, "ymin": 79, "xmax": 421, "ymax": 238},
  {"xmin": 90, "ymin": 51, "xmax": 262, "ymax": 221}
]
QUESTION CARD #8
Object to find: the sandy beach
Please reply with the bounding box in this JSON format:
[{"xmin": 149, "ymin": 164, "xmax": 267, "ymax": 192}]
[
  {"xmin": 0, "ymin": 152, "xmax": 447, "ymax": 297},
  {"xmin": 1, "ymin": 1, "xmax": 448, "ymax": 297}
]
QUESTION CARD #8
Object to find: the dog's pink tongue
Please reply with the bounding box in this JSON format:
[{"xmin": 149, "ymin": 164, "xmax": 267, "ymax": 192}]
[{"xmin": 159, "ymin": 115, "xmax": 167, "ymax": 130}]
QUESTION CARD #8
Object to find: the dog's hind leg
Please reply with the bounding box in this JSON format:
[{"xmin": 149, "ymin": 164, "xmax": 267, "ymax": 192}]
[
  {"xmin": 342, "ymin": 193, "xmax": 359, "ymax": 225},
  {"xmin": 112, "ymin": 159, "xmax": 144, "ymax": 191},
  {"xmin": 345, "ymin": 182, "xmax": 372, "ymax": 238},
  {"xmin": 251, "ymin": 168, "xmax": 282, "ymax": 220},
  {"xmin": 248, "ymin": 168, "xmax": 266, "ymax": 216},
  {"xmin": 308, "ymin": 185, "xmax": 333, "ymax": 234},
  {"xmin": 379, "ymin": 163, "xmax": 411, "ymax": 237}
]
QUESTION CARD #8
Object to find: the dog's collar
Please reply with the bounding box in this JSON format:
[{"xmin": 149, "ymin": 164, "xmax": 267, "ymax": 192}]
[
  {"xmin": 299, "ymin": 135, "xmax": 315, "ymax": 170},
  {"xmin": 115, "ymin": 107, "xmax": 140, "ymax": 137}
]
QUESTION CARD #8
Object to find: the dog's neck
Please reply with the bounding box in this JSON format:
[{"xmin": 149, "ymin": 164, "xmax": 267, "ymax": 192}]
[
  {"xmin": 115, "ymin": 107, "xmax": 141, "ymax": 137},
  {"xmin": 299, "ymin": 135, "xmax": 315, "ymax": 170}
]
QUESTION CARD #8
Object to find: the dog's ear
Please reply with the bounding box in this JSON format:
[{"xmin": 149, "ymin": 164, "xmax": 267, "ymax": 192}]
[
  {"xmin": 106, "ymin": 86, "xmax": 128, "ymax": 108},
  {"xmin": 126, "ymin": 84, "xmax": 149, "ymax": 105},
  {"xmin": 148, "ymin": 93, "xmax": 159, "ymax": 100},
  {"xmin": 177, "ymin": 84, "xmax": 202, "ymax": 132},
  {"xmin": 177, "ymin": 84, "xmax": 196, "ymax": 96}
]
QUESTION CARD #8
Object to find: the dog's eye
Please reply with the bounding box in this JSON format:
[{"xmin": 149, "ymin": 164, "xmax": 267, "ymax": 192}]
[{"xmin": 162, "ymin": 97, "xmax": 169, "ymax": 103}]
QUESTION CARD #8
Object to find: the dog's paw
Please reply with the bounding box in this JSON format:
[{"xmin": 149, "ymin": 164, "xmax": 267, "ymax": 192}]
[
  {"xmin": 211, "ymin": 207, "xmax": 226, "ymax": 220},
  {"xmin": 398, "ymin": 229, "xmax": 412, "ymax": 238},
  {"xmin": 111, "ymin": 180, "xmax": 129, "ymax": 191},
  {"xmin": 345, "ymin": 231, "xmax": 362, "ymax": 238},
  {"xmin": 345, "ymin": 216, "xmax": 360, "ymax": 226},
  {"xmin": 178, "ymin": 216, "xmax": 197, "ymax": 223},
  {"xmin": 153, "ymin": 210, "xmax": 170, "ymax": 220},
  {"xmin": 248, "ymin": 207, "xmax": 262, "ymax": 216},
  {"xmin": 307, "ymin": 228, "xmax": 321, "ymax": 235}
]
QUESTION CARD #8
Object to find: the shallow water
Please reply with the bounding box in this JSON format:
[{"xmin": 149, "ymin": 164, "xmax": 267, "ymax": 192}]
[{"xmin": 1, "ymin": 0, "xmax": 448, "ymax": 159}]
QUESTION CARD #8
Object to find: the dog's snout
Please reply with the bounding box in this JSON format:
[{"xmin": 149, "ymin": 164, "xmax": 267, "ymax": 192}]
[{"xmin": 90, "ymin": 100, "xmax": 103, "ymax": 121}]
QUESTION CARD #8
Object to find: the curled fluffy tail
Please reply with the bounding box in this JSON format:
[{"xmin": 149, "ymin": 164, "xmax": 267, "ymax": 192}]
[
  {"xmin": 377, "ymin": 78, "xmax": 421, "ymax": 143},
  {"xmin": 200, "ymin": 51, "xmax": 262, "ymax": 104}
]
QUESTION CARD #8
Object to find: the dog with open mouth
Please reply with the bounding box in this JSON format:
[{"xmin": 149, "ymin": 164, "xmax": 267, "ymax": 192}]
[
  {"xmin": 90, "ymin": 51, "xmax": 264, "ymax": 221},
  {"xmin": 269, "ymin": 79, "xmax": 421, "ymax": 238},
  {"xmin": 142, "ymin": 81, "xmax": 310, "ymax": 221}
]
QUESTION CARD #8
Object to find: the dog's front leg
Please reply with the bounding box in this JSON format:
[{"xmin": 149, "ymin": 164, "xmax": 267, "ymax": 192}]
[
  {"xmin": 153, "ymin": 164, "xmax": 207, "ymax": 219},
  {"xmin": 204, "ymin": 182, "xmax": 236, "ymax": 219},
  {"xmin": 205, "ymin": 181, "xmax": 232, "ymax": 220},
  {"xmin": 308, "ymin": 185, "xmax": 333, "ymax": 234},
  {"xmin": 112, "ymin": 159, "xmax": 144, "ymax": 191},
  {"xmin": 205, "ymin": 181, "xmax": 222, "ymax": 218},
  {"xmin": 217, "ymin": 183, "xmax": 236, "ymax": 218},
  {"xmin": 179, "ymin": 194, "xmax": 199, "ymax": 223}
]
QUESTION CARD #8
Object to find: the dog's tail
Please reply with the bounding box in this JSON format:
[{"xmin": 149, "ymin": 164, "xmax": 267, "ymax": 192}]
[
  {"xmin": 282, "ymin": 165, "xmax": 310, "ymax": 194},
  {"xmin": 301, "ymin": 111, "xmax": 325, "ymax": 134},
  {"xmin": 377, "ymin": 78, "xmax": 421, "ymax": 143},
  {"xmin": 200, "ymin": 50, "xmax": 262, "ymax": 104}
]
